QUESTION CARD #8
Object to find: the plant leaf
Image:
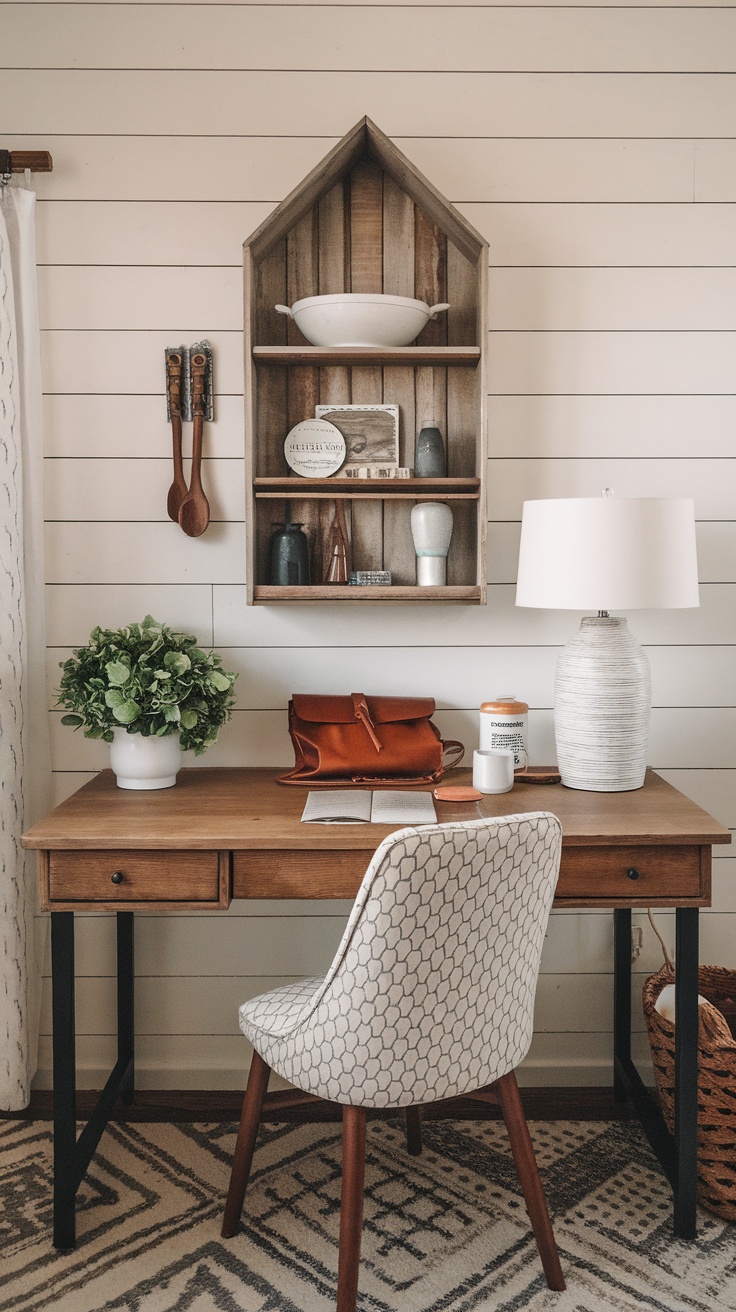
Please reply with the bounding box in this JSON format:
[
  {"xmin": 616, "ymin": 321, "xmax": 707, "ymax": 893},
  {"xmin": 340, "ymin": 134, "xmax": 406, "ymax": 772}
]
[
  {"xmin": 106, "ymin": 659, "xmax": 131, "ymax": 686},
  {"xmin": 112, "ymin": 699, "xmax": 140, "ymax": 724},
  {"xmin": 208, "ymin": 670, "xmax": 231, "ymax": 692},
  {"xmin": 104, "ymin": 688, "xmax": 126, "ymax": 708},
  {"xmin": 180, "ymin": 709, "xmax": 198, "ymax": 730},
  {"xmin": 61, "ymin": 713, "xmax": 83, "ymax": 727},
  {"xmin": 164, "ymin": 651, "xmax": 191, "ymax": 675}
]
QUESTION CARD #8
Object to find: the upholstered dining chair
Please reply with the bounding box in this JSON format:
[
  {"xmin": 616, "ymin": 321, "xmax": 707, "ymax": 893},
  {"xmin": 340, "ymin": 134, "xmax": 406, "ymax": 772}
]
[{"xmin": 222, "ymin": 812, "xmax": 565, "ymax": 1309}]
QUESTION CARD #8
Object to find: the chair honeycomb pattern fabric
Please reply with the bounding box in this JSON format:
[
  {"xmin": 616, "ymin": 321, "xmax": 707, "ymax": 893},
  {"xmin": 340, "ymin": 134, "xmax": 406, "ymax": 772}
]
[{"xmin": 239, "ymin": 813, "xmax": 562, "ymax": 1108}]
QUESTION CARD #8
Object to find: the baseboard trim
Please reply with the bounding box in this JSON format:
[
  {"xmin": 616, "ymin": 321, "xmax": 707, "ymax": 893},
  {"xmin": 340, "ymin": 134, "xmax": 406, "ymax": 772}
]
[{"xmin": 4, "ymin": 1086, "xmax": 638, "ymax": 1123}]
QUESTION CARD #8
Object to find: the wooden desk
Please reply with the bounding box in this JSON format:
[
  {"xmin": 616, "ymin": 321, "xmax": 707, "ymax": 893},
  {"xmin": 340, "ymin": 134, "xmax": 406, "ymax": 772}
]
[{"xmin": 22, "ymin": 767, "xmax": 731, "ymax": 1249}]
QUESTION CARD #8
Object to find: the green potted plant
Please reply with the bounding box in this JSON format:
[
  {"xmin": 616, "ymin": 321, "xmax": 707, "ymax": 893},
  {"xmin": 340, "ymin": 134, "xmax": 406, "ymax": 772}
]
[{"xmin": 56, "ymin": 615, "xmax": 237, "ymax": 789}]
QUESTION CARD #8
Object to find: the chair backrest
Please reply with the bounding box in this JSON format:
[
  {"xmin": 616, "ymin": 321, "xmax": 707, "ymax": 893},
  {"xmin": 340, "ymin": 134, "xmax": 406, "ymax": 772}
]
[{"xmin": 293, "ymin": 812, "xmax": 562, "ymax": 1108}]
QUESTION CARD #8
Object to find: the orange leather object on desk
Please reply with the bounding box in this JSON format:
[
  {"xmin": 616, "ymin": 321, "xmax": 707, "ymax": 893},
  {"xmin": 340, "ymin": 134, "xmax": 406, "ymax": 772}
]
[{"xmin": 279, "ymin": 692, "xmax": 464, "ymax": 786}]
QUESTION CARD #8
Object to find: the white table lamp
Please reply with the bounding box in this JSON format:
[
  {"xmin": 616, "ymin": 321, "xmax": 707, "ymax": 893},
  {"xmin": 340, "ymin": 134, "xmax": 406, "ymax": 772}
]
[{"xmin": 515, "ymin": 495, "xmax": 699, "ymax": 791}]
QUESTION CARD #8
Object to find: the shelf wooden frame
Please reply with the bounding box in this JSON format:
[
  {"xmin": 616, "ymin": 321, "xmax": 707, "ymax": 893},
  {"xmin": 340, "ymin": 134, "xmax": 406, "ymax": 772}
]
[
  {"xmin": 243, "ymin": 116, "xmax": 488, "ymax": 605},
  {"xmin": 253, "ymin": 584, "xmax": 483, "ymax": 605}
]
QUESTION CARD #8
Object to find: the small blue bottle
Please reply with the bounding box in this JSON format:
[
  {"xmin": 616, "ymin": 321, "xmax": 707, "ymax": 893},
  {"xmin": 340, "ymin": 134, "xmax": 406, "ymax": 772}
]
[{"xmin": 268, "ymin": 502, "xmax": 310, "ymax": 585}]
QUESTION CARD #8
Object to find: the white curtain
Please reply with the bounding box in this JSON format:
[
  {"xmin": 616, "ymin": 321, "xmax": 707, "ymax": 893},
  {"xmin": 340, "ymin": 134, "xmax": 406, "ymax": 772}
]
[{"xmin": 0, "ymin": 179, "xmax": 51, "ymax": 1110}]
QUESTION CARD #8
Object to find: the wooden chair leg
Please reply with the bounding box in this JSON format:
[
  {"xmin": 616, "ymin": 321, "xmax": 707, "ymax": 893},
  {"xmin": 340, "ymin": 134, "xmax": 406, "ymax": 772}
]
[
  {"xmin": 337, "ymin": 1105, "xmax": 366, "ymax": 1312},
  {"xmin": 405, "ymin": 1105, "xmax": 422, "ymax": 1156},
  {"xmin": 496, "ymin": 1071, "xmax": 566, "ymax": 1291},
  {"xmin": 221, "ymin": 1050, "xmax": 271, "ymax": 1238}
]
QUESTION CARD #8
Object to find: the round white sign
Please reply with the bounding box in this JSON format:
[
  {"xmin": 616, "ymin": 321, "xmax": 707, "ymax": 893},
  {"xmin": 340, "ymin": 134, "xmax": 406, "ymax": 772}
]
[{"xmin": 284, "ymin": 419, "xmax": 346, "ymax": 477}]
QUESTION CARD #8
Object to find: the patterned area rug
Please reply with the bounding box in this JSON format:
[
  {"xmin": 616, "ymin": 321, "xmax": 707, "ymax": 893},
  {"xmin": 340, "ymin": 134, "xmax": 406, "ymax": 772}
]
[{"xmin": 2, "ymin": 1118, "xmax": 735, "ymax": 1311}]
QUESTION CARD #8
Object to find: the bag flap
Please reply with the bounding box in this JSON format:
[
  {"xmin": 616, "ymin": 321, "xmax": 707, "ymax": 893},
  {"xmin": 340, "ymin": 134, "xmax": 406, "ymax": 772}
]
[
  {"xmin": 290, "ymin": 694, "xmax": 436, "ymax": 725},
  {"xmin": 291, "ymin": 695, "xmax": 355, "ymax": 724},
  {"xmin": 366, "ymin": 695, "xmax": 436, "ymax": 724}
]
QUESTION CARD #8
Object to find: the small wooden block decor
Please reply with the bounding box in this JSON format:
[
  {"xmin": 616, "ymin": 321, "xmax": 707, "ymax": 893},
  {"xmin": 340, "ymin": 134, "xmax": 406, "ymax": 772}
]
[{"xmin": 243, "ymin": 117, "xmax": 488, "ymax": 606}]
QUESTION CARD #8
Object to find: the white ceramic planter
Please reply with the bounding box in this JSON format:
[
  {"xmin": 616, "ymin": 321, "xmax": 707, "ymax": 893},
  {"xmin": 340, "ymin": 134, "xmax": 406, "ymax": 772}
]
[{"xmin": 109, "ymin": 728, "xmax": 182, "ymax": 790}]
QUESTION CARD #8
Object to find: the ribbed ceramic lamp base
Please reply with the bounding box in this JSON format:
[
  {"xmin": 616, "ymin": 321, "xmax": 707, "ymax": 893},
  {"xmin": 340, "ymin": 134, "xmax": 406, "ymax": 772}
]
[{"xmin": 554, "ymin": 616, "xmax": 651, "ymax": 792}]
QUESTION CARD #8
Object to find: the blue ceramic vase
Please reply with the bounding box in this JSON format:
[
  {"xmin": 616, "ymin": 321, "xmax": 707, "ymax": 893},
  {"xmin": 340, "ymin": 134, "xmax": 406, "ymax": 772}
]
[{"xmin": 414, "ymin": 426, "xmax": 446, "ymax": 477}]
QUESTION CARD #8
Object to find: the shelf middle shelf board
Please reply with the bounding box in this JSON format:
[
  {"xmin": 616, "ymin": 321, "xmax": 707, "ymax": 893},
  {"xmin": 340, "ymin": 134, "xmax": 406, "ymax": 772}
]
[
  {"xmin": 254, "ymin": 477, "xmax": 481, "ymax": 501},
  {"xmin": 252, "ymin": 345, "xmax": 481, "ymax": 366}
]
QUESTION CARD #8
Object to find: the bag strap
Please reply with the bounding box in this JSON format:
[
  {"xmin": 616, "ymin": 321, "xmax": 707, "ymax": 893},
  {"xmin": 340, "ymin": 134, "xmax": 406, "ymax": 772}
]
[
  {"xmin": 442, "ymin": 740, "xmax": 465, "ymax": 769},
  {"xmin": 351, "ymin": 693, "xmax": 382, "ymax": 753}
]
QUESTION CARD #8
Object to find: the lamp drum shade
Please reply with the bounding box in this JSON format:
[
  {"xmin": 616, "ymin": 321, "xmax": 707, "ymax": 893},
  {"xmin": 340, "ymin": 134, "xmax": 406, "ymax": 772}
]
[{"xmin": 515, "ymin": 498, "xmax": 699, "ymax": 613}]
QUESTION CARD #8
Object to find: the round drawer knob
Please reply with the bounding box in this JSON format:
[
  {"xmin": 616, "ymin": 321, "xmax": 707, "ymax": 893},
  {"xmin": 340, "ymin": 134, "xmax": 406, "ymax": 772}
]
[
  {"xmin": 626, "ymin": 867, "xmax": 641, "ymax": 881},
  {"xmin": 110, "ymin": 870, "xmax": 125, "ymax": 885}
]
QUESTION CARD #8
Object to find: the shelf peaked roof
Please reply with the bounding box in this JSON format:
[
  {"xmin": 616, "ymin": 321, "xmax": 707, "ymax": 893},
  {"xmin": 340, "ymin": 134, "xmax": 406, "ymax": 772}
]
[{"xmin": 244, "ymin": 116, "xmax": 487, "ymax": 266}]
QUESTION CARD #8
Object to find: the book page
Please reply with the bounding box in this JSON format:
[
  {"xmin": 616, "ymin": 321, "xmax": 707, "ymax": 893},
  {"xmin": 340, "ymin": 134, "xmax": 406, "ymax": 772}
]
[
  {"xmin": 301, "ymin": 790, "xmax": 372, "ymax": 824},
  {"xmin": 370, "ymin": 791, "xmax": 437, "ymax": 825}
]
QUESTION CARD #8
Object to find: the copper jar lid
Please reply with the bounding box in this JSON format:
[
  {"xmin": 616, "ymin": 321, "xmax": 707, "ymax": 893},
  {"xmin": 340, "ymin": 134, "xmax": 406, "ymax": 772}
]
[{"xmin": 480, "ymin": 696, "xmax": 529, "ymax": 715}]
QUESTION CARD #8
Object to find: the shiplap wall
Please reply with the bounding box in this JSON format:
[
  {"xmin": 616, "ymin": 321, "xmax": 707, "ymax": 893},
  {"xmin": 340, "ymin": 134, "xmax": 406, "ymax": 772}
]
[{"xmin": 3, "ymin": 0, "xmax": 734, "ymax": 1089}]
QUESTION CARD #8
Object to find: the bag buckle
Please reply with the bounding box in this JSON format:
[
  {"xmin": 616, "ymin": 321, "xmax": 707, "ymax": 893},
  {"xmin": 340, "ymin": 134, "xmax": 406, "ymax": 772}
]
[{"xmin": 351, "ymin": 693, "xmax": 382, "ymax": 753}]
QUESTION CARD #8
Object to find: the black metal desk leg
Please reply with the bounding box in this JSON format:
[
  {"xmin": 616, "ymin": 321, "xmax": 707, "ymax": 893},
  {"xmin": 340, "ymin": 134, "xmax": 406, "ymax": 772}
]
[
  {"xmin": 117, "ymin": 913, "xmax": 135, "ymax": 1104},
  {"xmin": 613, "ymin": 909, "xmax": 632, "ymax": 1102},
  {"xmin": 51, "ymin": 912, "xmax": 77, "ymax": 1249},
  {"xmin": 673, "ymin": 907, "xmax": 699, "ymax": 1238}
]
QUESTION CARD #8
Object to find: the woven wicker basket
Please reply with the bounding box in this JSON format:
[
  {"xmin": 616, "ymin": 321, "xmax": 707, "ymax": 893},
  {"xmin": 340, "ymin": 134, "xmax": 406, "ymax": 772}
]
[{"xmin": 643, "ymin": 962, "xmax": 736, "ymax": 1222}]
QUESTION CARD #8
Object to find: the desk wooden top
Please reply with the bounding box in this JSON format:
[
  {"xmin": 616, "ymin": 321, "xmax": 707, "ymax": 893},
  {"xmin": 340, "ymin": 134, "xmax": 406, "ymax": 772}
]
[{"xmin": 22, "ymin": 767, "xmax": 731, "ymax": 852}]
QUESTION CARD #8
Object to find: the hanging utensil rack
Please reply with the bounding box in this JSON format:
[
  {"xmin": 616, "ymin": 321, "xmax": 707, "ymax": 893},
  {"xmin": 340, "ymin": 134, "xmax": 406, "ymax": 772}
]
[
  {"xmin": 0, "ymin": 150, "xmax": 53, "ymax": 176},
  {"xmin": 164, "ymin": 340, "xmax": 213, "ymax": 537}
]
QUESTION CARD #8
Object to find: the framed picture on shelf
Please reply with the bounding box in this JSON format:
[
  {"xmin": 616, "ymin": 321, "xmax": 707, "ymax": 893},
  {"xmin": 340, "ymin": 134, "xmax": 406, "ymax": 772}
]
[{"xmin": 315, "ymin": 404, "xmax": 399, "ymax": 470}]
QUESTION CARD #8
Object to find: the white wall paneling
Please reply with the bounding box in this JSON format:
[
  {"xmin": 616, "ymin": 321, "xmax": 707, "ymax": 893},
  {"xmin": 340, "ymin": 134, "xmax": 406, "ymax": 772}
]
[
  {"xmin": 39, "ymin": 266, "xmax": 736, "ymax": 333},
  {"xmin": 44, "ymin": 458, "xmax": 245, "ymax": 523},
  {"xmin": 35, "ymin": 201, "xmax": 736, "ymax": 270},
  {"xmin": 489, "ymin": 396, "xmax": 736, "ymax": 460},
  {"xmin": 11, "ymin": 1, "xmax": 732, "ymax": 1090},
  {"xmin": 19, "ymin": 136, "xmax": 698, "ymax": 203},
  {"xmin": 38, "ymin": 266, "xmax": 243, "ymax": 331},
  {"xmin": 41, "ymin": 329, "xmax": 243, "ymax": 393},
  {"xmin": 44, "ymin": 395, "xmax": 245, "ymax": 459},
  {"xmin": 47, "ymin": 708, "xmax": 736, "ymax": 776},
  {"xmin": 7, "ymin": 7, "xmax": 736, "ymax": 73},
  {"xmin": 5, "ymin": 73, "xmax": 736, "ymax": 138},
  {"xmin": 47, "ymin": 645, "xmax": 736, "ymax": 717},
  {"xmin": 212, "ymin": 582, "xmax": 736, "ymax": 648},
  {"xmin": 18, "ymin": 0, "xmax": 736, "ymax": 8},
  {"xmin": 489, "ymin": 459, "xmax": 736, "ymax": 522},
  {"xmin": 489, "ymin": 331, "xmax": 736, "ymax": 396}
]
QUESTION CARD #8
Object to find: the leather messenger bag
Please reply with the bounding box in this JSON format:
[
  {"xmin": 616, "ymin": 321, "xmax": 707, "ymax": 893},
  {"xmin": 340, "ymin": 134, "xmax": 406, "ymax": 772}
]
[{"xmin": 279, "ymin": 692, "xmax": 464, "ymax": 787}]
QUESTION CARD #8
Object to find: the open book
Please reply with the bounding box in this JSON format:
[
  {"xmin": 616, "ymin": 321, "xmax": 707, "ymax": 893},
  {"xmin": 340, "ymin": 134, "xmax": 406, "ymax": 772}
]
[{"xmin": 301, "ymin": 789, "xmax": 437, "ymax": 826}]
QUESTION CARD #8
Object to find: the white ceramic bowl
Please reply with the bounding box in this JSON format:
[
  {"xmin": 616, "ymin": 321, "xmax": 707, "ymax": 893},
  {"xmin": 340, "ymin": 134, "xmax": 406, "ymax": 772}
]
[{"xmin": 275, "ymin": 294, "xmax": 450, "ymax": 348}]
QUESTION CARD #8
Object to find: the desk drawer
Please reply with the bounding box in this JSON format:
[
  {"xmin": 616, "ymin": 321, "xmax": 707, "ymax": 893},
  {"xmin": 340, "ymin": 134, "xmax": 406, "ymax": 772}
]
[
  {"xmin": 47, "ymin": 850, "xmax": 224, "ymax": 905},
  {"xmin": 558, "ymin": 845, "xmax": 707, "ymax": 903},
  {"xmin": 233, "ymin": 850, "xmax": 366, "ymax": 899}
]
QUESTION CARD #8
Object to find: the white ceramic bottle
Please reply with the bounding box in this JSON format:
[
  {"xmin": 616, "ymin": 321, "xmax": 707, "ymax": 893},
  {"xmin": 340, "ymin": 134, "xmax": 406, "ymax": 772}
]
[{"xmin": 410, "ymin": 502, "xmax": 454, "ymax": 585}]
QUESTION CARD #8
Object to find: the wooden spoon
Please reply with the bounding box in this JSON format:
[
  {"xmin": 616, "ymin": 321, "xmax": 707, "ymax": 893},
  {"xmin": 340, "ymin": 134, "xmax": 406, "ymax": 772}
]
[
  {"xmin": 165, "ymin": 352, "xmax": 187, "ymax": 521},
  {"xmin": 178, "ymin": 352, "xmax": 210, "ymax": 537}
]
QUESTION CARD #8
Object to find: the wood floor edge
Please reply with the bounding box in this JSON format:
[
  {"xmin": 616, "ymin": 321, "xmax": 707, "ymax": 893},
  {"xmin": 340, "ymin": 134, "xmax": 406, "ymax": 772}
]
[{"xmin": 4, "ymin": 1087, "xmax": 640, "ymax": 1123}]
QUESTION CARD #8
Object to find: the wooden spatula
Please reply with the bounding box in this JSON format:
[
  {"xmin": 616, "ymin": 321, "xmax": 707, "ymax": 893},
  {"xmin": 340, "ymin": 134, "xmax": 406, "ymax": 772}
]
[
  {"xmin": 165, "ymin": 352, "xmax": 187, "ymax": 521},
  {"xmin": 178, "ymin": 352, "xmax": 210, "ymax": 537}
]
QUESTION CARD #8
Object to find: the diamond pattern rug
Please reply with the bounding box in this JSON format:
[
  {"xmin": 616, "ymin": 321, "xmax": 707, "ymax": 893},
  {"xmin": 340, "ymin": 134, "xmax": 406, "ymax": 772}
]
[{"xmin": 2, "ymin": 1118, "xmax": 735, "ymax": 1311}]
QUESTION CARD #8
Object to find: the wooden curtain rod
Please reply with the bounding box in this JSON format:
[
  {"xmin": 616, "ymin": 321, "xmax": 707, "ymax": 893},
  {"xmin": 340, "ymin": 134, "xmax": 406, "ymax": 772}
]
[{"xmin": 0, "ymin": 151, "xmax": 53, "ymax": 174}]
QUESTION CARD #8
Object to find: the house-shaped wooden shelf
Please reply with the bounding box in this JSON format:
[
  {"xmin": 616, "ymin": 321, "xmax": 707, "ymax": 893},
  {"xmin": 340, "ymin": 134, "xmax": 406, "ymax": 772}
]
[{"xmin": 244, "ymin": 116, "xmax": 488, "ymax": 605}]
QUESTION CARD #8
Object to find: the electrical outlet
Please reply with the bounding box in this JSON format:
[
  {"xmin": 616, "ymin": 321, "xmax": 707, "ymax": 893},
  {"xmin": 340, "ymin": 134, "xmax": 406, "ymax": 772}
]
[{"xmin": 631, "ymin": 926, "xmax": 643, "ymax": 964}]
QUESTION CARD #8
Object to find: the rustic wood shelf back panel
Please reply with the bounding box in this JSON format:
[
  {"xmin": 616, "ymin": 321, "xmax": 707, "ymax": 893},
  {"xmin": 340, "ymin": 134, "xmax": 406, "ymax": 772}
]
[{"xmin": 244, "ymin": 117, "xmax": 488, "ymax": 603}]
